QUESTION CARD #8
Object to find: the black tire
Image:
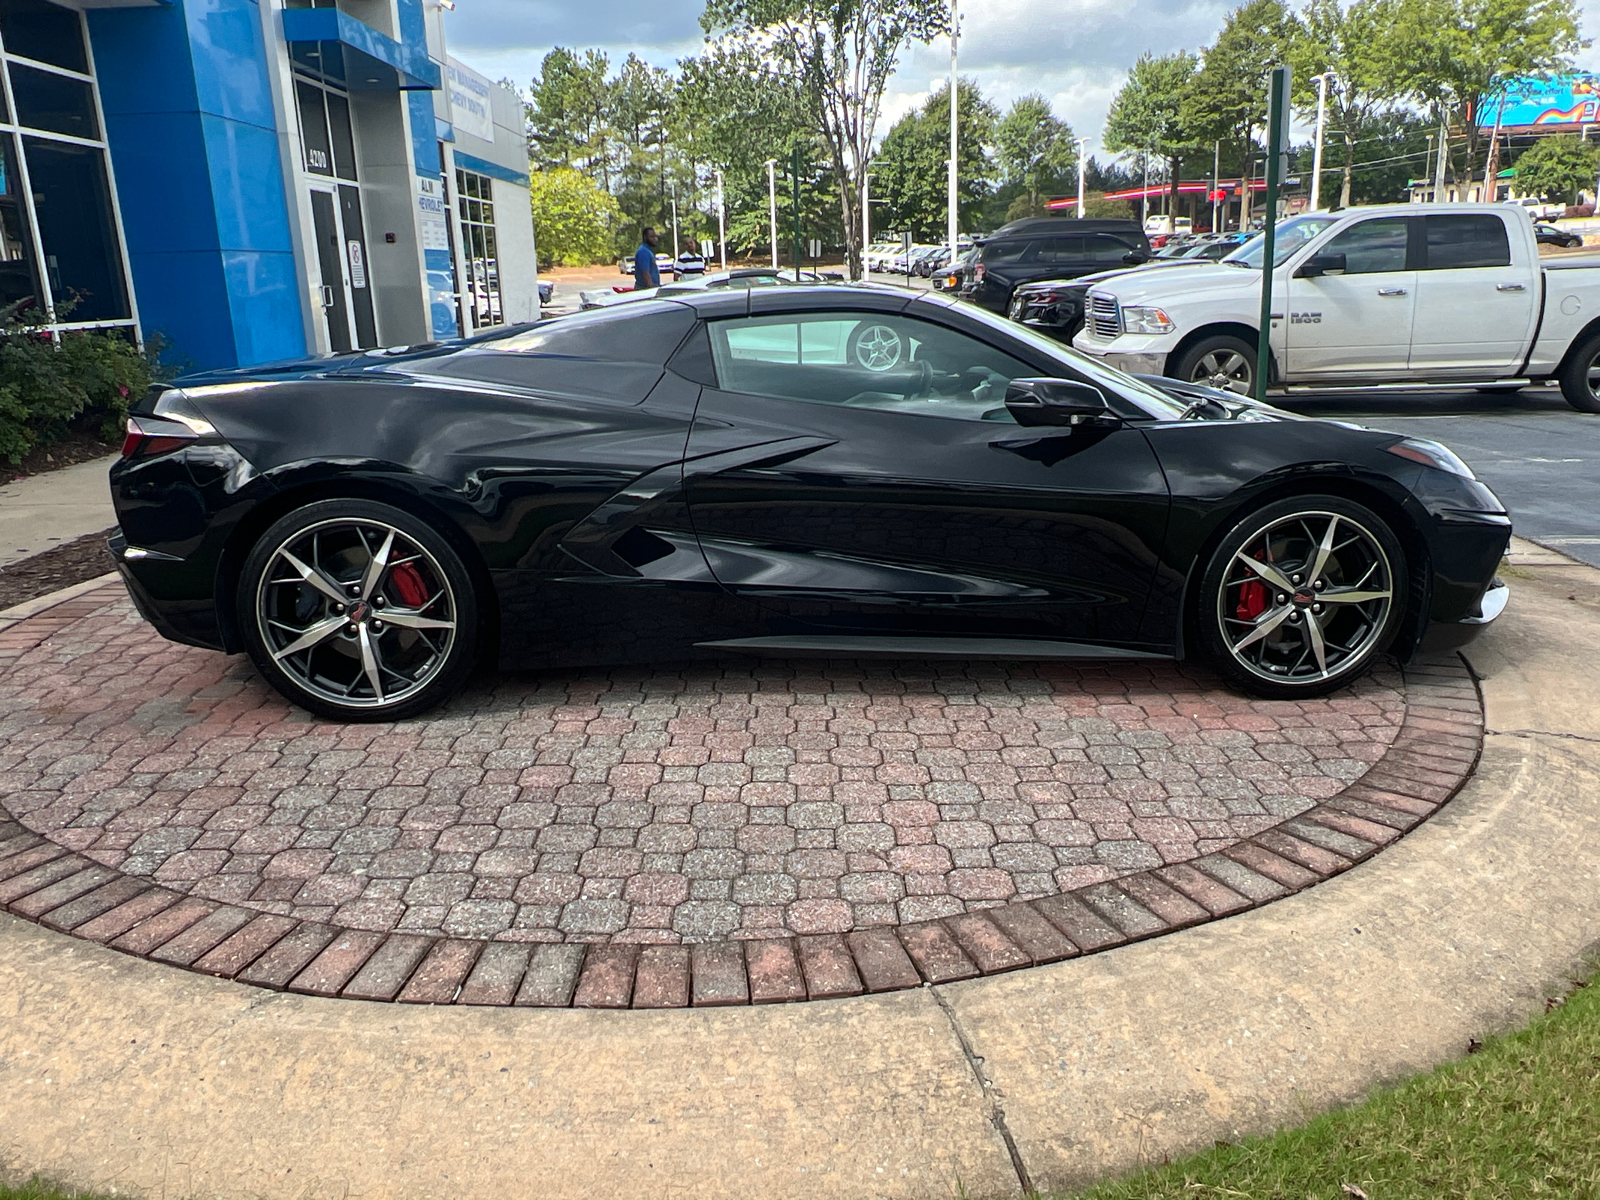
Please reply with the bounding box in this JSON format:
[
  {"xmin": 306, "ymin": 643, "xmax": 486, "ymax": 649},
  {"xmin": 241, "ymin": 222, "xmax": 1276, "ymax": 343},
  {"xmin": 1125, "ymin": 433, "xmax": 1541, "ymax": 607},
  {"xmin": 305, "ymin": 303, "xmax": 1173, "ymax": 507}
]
[
  {"xmin": 237, "ymin": 498, "xmax": 479, "ymax": 722},
  {"xmin": 1196, "ymin": 495, "xmax": 1407, "ymax": 699},
  {"xmin": 1172, "ymin": 334, "xmax": 1258, "ymax": 396},
  {"xmin": 1558, "ymin": 331, "xmax": 1600, "ymax": 412}
]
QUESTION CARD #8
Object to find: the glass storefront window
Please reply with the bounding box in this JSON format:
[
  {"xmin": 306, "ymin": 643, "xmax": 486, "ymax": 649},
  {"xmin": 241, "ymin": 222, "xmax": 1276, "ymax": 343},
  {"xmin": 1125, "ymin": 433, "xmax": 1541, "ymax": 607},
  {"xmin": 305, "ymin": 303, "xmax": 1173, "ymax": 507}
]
[
  {"xmin": 455, "ymin": 168, "xmax": 502, "ymax": 329},
  {"xmin": 9, "ymin": 62, "xmax": 98, "ymax": 139},
  {"xmin": 0, "ymin": 0, "xmax": 87, "ymax": 75},
  {"xmin": 0, "ymin": 133, "xmax": 41, "ymax": 319},
  {"xmin": 24, "ymin": 136, "xmax": 130, "ymax": 322}
]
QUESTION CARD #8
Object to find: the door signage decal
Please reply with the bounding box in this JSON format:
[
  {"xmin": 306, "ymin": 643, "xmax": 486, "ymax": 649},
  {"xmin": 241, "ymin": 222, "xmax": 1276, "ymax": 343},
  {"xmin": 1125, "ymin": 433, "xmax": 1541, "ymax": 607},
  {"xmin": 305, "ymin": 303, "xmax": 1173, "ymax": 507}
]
[{"xmin": 348, "ymin": 240, "xmax": 367, "ymax": 289}]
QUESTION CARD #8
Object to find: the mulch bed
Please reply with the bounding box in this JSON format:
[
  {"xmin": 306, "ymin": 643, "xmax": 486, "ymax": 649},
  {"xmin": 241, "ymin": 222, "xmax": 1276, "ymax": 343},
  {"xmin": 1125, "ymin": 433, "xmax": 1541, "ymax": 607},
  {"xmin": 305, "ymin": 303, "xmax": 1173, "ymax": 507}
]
[{"xmin": 0, "ymin": 529, "xmax": 117, "ymax": 611}]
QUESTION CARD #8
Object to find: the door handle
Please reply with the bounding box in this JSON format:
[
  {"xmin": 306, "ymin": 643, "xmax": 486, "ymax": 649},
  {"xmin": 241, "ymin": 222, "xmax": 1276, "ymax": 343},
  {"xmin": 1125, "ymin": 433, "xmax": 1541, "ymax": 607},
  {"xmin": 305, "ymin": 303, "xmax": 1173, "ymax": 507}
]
[
  {"xmin": 1496, "ymin": 283, "xmax": 1526, "ymax": 292},
  {"xmin": 320, "ymin": 285, "xmax": 335, "ymax": 308},
  {"xmin": 1377, "ymin": 287, "xmax": 1408, "ymax": 296}
]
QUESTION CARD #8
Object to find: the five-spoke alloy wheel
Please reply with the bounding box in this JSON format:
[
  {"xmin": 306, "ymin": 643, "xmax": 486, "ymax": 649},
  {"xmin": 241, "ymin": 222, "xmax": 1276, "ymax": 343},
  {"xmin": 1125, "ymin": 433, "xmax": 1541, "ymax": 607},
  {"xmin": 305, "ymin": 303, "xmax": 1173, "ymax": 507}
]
[
  {"xmin": 1174, "ymin": 334, "xmax": 1258, "ymax": 397},
  {"xmin": 238, "ymin": 499, "xmax": 478, "ymax": 721},
  {"xmin": 1198, "ymin": 495, "xmax": 1406, "ymax": 698}
]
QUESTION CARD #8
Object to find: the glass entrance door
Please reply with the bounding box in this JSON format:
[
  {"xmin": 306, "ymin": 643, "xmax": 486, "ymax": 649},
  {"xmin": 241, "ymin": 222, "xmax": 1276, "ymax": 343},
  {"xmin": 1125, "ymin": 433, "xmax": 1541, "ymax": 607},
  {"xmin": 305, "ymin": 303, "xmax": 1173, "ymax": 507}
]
[{"xmin": 309, "ymin": 188, "xmax": 351, "ymax": 353}]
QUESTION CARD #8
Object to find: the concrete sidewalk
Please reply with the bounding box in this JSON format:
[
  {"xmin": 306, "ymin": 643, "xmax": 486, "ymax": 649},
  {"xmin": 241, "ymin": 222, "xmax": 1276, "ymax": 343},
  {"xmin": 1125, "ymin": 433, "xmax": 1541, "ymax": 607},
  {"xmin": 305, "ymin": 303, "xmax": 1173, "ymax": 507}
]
[
  {"xmin": 1, "ymin": 548, "xmax": 1598, "ymax": 1199},
  {"xmin": 0, "ymin": 454, "xmax": 118, "ymax": 568}
]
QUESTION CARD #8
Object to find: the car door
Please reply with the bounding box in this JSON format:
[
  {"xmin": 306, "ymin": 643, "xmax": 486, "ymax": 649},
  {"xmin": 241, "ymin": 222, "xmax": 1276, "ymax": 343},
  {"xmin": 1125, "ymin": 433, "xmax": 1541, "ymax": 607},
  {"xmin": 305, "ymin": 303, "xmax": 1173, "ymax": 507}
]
[
  {"xmin": 682, "ymin": 301, "xmax": 1172, "ymax": 650},
  {"xmin": 1284, "ymin": 214, "xmax": 1418, "ymax": 379},
  {"xmin": 1408, "ymin": 212, "xmax": 1539, "ymax": 376}
]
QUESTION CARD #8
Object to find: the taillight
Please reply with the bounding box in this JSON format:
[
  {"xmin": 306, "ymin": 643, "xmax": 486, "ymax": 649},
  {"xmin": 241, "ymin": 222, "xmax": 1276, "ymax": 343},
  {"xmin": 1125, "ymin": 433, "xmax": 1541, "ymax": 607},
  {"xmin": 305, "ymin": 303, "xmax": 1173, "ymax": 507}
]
[
  {"xmin": 121, "ymin": 416, "xmax": 198, "ymax": 460},
  {"xmin": 974, "ymin": 263, "xmax": 986, "ymax": 284}
]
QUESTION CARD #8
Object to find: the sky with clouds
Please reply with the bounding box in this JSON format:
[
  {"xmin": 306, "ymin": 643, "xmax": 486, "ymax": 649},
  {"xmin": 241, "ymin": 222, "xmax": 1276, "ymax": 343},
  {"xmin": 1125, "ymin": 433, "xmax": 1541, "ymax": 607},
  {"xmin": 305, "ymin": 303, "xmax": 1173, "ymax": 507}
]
[{"xmin": 443, "ymin": 0, "xmax": 1600, "ymax": 159}]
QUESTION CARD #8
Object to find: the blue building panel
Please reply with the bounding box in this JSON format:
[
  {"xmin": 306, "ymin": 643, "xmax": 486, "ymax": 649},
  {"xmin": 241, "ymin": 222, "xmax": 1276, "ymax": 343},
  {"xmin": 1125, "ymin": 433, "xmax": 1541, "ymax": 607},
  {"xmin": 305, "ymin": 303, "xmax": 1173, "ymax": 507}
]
[{"xmin": 89, "ymin": 0, "xmax": 305, "ymax": 370}]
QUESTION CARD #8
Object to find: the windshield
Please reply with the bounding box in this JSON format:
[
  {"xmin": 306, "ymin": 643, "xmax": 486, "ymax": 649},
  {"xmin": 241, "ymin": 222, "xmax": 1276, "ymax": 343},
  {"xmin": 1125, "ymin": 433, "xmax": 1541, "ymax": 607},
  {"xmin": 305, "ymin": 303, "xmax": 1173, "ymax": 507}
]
[
  {"xmin": 1224, "ymin": 216, "xmax": 1339, "ymax": 269},
  {"xmin": 940, "ymin": 299, "xmax": 1189, "ymax": 419}
]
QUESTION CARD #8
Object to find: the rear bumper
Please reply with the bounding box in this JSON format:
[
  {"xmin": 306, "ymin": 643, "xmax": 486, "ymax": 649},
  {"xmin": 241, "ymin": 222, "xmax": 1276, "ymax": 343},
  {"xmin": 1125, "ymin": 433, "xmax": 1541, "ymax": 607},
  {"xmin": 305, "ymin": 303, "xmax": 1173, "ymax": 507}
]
[{"xmin": 107, "ymin": 528, "xmax": 227, "ymax": 652}]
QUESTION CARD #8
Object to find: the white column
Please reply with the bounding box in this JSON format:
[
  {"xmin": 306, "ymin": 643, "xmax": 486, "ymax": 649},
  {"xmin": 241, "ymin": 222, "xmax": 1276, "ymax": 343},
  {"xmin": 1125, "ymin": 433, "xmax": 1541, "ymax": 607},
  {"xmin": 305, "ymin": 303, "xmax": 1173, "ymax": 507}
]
[
  {"xmin": 1076, "ymin": 137, "xmax": 1091, "ymax": 218},
  {"xmin": 1310, "ymin": 72, "xmax": 1332, "ymax": 211},
  {"xmin": 765, "ymin": 159, "xmax": 778, "ymax": 269},
  {"xmin": 715, "ymin": 170, "xmax": 727, "ymax": 271},
  {"xmin": 947, "ymin": 0, "xmax": 959, "ymax": 263}
]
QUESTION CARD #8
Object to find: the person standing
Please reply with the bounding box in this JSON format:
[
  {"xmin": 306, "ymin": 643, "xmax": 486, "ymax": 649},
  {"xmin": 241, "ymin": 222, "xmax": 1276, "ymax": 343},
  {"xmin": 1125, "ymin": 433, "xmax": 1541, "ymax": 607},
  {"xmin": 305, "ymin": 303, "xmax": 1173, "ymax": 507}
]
[{"xmin": 633, "ymin": 226, "xmax": 661, "ymax": 292}]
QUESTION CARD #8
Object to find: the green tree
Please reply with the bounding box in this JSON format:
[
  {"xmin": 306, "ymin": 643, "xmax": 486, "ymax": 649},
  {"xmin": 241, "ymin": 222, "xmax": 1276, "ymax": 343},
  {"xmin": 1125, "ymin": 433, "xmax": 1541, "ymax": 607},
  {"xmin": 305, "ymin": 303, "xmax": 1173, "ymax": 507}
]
[
  {"xmin": 528, "ymin": 167, "xmax": 625, "ymax": 267},
  {"xmin": 1512, "ymin": 133, "xmax": 1600, "ymax": 203},
  {"xmin": 876, "ymin": 79, "xmax": 997, "ymax": 238},
  {"xmin": 701, "ymin": 0, "xmax": 951, "ymax": 278},
  {"xmin": 1104, "ymin": 50, "xmax": 1200, "ymax": 218},
  {"xmin": 1391, "ymin": 0, "xmax": 1584, "ymax": 181},
  {"xmin": 993, "ymin": 93, "xmax": 1076, "ymax": 218},
  {"xmin": 1181, "ymin": 0, "xmax": 1296, "ymax": 222},
  {"xmin": 526, "ymin": 48, "xmax": 618, "ymax": 188},
  {"xmin": 1288, "ymin": 0, "xmax": 1402, "ymax": 208}
]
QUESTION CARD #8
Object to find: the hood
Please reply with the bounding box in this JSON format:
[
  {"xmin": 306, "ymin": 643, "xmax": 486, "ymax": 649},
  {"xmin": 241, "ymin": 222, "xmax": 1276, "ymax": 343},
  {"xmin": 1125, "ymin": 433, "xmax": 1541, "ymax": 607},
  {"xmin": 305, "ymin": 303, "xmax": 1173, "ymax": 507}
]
[{"xmin": 1091, "ymin": 262, "xmax": 1259, "ymax": 305}]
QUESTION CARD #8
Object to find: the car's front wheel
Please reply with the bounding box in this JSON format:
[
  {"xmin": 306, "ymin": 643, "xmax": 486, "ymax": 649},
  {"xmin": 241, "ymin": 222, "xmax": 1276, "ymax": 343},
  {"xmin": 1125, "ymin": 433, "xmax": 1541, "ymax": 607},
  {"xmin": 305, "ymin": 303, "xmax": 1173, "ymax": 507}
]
[
  {"xmin": 1197, "ymin": 495, "xmax": 1407, "ymax": 699},
  {"xmin": 1173, "ymin": 334, "xmax": 1257, "ymax": 396},
  {"xmin": 237, "ymin": 498, "xmax": 479, "ymax": 721}
]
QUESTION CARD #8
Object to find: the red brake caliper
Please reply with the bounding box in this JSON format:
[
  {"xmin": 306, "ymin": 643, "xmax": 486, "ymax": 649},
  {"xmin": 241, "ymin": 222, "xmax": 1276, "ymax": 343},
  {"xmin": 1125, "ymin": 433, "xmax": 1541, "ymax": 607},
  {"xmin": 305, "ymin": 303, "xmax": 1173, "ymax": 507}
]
[
  {"xmin": 388, "ymin": 561, "xmax": 429, "ymax": 608},
  {"xmin": 1235, "ymin": 578, "xmax": 1268, "ymax": 622}
]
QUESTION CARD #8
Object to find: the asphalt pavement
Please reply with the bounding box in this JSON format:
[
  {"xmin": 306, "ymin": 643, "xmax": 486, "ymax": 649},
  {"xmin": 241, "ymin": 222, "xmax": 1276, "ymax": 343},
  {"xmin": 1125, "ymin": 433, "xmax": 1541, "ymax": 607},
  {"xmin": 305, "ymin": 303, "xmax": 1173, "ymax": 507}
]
[{"xmin": 1273, "ymin": 385, "xmax": 1600, "ymax": 567}]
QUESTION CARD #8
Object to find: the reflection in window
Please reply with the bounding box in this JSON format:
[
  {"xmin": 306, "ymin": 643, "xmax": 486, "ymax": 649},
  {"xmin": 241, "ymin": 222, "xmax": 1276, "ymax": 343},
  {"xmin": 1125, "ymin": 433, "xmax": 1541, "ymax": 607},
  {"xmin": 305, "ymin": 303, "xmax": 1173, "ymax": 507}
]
[
  {"xmin": 1425, "ymin": 215, "xmax": 1511, "ymax": 270},
  {"xmin": 455, "ymin": 168, "xmax": 502, "ymax": 329},
  {"xmin": 0, "ymin": 135, "xmax": 41, "ymax": 320},
  {"xmin": 1322, "ymin": 218, "xmax": 1411, "ymax": 274},
  {"xmin": 710, "ymin": 311, "xmax": 1031, "ymax": 421},
  {"xmin": 24, "ymin": 136, "xmax": 130, "ymax": 321},
  {"xmin": 9, "ymin": 62, "xmax": 98, "ymax": 140},
  {"xmin": 0, "ymin": 0, "xmax": 88, "ymax": 74}
]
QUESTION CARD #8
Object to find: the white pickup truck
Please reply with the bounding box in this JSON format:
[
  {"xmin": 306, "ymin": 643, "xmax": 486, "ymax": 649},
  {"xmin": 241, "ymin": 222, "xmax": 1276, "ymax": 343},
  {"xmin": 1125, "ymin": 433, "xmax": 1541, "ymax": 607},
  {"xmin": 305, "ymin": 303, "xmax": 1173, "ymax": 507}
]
[{"xmin": 1071, "ymin": 201, "xmax": 1600, "ymax": 412}]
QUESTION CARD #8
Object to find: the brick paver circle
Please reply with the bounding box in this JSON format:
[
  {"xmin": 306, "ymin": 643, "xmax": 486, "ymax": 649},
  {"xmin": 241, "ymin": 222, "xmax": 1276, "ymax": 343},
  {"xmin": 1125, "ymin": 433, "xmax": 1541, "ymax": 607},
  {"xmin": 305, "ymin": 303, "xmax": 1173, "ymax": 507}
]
[{"xmin": 0, "ymin": 585, "xmax": 1481, "ymax": 1006}]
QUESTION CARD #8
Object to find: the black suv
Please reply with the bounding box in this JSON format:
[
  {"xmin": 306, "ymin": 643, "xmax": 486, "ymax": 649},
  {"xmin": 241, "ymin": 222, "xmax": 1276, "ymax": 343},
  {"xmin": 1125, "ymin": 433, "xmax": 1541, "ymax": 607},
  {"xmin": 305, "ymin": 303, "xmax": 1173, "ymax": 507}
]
[{"xmin": 968, "ymin": 218, "xmax": 1151, "ymax": 313}]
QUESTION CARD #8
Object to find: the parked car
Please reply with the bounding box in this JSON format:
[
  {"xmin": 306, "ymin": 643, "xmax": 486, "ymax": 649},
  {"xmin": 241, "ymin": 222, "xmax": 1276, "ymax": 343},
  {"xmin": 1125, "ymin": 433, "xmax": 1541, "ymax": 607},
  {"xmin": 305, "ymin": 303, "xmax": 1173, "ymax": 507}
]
[
  {"xmin": 1534, "ymin": 222, "xmax": 1583, "ymax": 249},
  {"xmin": 1072, "ymin": 202, "xmax": 1600, "ymax": 412},
  {"xmin": 579, "ymin": 267, "xmax": 811, "ymax": 310},
  {"xmin": 932, "ymin": 247, "xmax": 979, "ymax": 293},
  {"xmin": 968, "ymin": 218, "xmax": 1152, "ymax": 313},
  {"xmin": 110, "ymin": 285, "xmax": 1508, "ymax": 720},
  {"xmin": 619, "ymin": 251, "xmax": 672, "ymax": 276},
  {"xmin": 1511, "ymin": 197, "xmax": 1566, "ymax": 221},
  {"xmin": 1007, "ymin": 257, "xmax": 1217, "ymax": 341}
]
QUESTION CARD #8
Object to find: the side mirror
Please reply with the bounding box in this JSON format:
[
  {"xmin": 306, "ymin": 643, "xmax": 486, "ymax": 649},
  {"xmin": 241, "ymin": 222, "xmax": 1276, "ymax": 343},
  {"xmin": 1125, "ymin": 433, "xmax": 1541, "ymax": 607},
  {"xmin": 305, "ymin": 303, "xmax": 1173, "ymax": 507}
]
[
  {"xmin": 1122, "ymin": 251, "xmax": 1151, "ymax": 266},
  {"xmin": 1297, "ymin": 252, "xmax": 1347, "ymax": 278},
  {"xmin": 1004, "ymin": 378, "xmax": 1117, "ymax": 428}
]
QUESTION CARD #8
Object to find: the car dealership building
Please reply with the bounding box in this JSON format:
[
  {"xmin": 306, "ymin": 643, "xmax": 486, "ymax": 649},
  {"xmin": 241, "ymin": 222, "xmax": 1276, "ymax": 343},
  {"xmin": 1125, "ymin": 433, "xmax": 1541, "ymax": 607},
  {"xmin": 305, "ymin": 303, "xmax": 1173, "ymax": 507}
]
[{"xmin": 0, "ymin": 0, "xmax": 536, "ymax": 371}]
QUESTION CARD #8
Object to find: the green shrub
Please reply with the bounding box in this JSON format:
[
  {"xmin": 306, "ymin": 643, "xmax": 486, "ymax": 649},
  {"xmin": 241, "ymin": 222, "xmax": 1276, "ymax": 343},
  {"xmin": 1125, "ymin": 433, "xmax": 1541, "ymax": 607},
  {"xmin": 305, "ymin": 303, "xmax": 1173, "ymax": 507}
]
[{"xmin": 0, "ymin": 319, "xmax": 168, "ymax": 465}]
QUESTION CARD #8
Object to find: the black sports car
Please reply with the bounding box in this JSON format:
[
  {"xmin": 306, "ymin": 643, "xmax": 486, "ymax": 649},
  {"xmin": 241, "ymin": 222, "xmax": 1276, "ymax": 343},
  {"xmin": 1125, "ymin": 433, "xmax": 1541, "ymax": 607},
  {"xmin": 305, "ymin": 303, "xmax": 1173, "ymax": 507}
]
[{"xmin": 110, "ymin": 285, "xmax": 1511, "ymax": 721}]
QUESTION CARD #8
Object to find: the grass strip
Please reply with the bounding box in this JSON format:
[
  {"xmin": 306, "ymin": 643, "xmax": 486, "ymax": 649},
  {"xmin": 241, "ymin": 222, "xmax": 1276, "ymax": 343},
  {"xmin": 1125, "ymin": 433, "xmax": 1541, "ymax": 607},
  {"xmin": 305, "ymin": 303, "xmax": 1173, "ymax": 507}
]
[{"xmin": 1065, "ymin": 968, "xmax": 1600, "ymax": 1200}]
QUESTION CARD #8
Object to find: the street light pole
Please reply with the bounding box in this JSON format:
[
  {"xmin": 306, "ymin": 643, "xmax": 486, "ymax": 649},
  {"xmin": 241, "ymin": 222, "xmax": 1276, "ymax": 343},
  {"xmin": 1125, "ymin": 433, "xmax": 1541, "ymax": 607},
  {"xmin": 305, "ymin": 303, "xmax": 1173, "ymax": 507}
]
[
  {"xmin": 1142, "ymin": 151, "xmax": 1149, "ymax": 228},
  {"xmin": 1075, "ymin": 137, "xmax": 1091, "ymax": 219},
  {"xmin": 862, "ymin": 172, "xmax": 871, "ymax": 277},
  {"xmin": 669, "ymin": 182, "xmax": 679, "ymax": 260},
  {"xmin": 947, "ymin": 0, "xmax": 959, "ymax": 266},
  {"xmin": 1432, "ymin": 113, "xmax": 1448, "ymax": 203},
  {"xmin": 714, "ymin": 169, "xmax": 727, "ymax": 271},
  {"xmin": 1310, "ymin": 71, "xmax": 1334, "ymax": 211},
  {"xmin": 765, "ymin": 159, "xmax": 778, "ymax": 269},
  {"xmin": 1213, "ymin": 140, "xmax": 1221, "ymax": 230}
]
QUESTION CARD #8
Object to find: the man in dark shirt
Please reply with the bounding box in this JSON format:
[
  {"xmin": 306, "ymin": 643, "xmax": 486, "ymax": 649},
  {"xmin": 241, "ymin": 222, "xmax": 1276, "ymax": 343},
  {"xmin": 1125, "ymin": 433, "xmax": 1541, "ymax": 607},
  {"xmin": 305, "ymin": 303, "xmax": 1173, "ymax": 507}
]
[{"xmin": 633, "ymin": 227, "xmax": 661, "ymax": 291}]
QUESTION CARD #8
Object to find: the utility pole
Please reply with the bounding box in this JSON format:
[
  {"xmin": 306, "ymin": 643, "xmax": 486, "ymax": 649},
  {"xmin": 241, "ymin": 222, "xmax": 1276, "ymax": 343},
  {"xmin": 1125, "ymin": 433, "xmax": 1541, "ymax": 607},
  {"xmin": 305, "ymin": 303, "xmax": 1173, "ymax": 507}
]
[
  {"xmin": 1213, "ymin": 140, "xmax": 1221, "ymax": 230},
  {"xmin": 714, "ymin": 169, "xmax": 727, "ymax": 271},
  {"xmin": 1076, "ymin": 137, "xmax": 1091, "ymax": 218},
  {"xmin": 791, "ymin": 145, "xmax": 802, "ymax": 278},
  {"xmin": 765, "ymin": 158, "xmax": 778, "ymax": 269},
  {"xmin": 1310, "ymin": 72, "xmax": 1334, "ymax": 211},
  {"xmin": 1424, "ymin": 134, "xmax": 1434, "ymax": 201},
  {"xmin": 1432, "ymin": 113, "xmax": 1448, "ymax": 202},
  {"xmin": 1256, "ymin": 65, "xmax": 1290, "ymax": 403},
  {"xmin": 1482, "ymin": 83, "xmax": 1508, "ymax": 200},
  {"xmin": 947, "ymin": 0, "xmax": 959, "ymax": 266}
]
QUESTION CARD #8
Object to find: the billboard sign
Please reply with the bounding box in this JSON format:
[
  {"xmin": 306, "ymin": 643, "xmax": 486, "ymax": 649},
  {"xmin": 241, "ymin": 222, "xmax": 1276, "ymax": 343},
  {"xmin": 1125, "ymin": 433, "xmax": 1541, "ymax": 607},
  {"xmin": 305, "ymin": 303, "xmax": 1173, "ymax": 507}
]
[{"xmin": 1480, "ymin": 74, "xmax": 1600, "ymax": 131}]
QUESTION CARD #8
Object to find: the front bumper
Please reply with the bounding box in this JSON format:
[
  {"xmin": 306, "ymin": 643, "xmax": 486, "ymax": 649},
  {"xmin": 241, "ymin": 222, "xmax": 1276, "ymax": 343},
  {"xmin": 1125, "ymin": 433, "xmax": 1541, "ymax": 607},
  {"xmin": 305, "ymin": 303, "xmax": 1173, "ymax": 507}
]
[
  {"xmin": 1420, "ymin": 576, "xmax": 1509, "ymax": 653},
  {"xmin": 1070, "ymin": 333, "xmax": 1171, "ymax": 377}
]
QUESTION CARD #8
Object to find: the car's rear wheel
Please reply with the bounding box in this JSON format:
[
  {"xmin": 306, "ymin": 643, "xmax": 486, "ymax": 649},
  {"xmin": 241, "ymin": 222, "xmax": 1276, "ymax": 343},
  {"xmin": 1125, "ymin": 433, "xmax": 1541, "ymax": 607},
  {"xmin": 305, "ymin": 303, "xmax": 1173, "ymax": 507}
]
[
  {"xmin": 238, "ymin": 499, "xmax": 478, "ymax": 722},
  {"xmin": 1197, "ymin": 495, "xmax": 1407, "ymax": 699},
  {"xmin": 1173, "ymin": 334, "xmax": 1257, "ymax": 396},
  {"xmin": 1558, "ymin": 331, "xmax": 1600, "ymax": 412}
]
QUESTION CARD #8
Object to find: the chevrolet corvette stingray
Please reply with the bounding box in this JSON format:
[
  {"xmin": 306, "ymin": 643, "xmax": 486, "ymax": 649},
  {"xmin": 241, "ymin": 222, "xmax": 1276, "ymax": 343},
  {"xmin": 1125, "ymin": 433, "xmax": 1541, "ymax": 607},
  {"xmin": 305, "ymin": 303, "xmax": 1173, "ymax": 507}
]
[{"xmin": 109, "ymin": 285, "xmax": 1510, "ymax": 721}]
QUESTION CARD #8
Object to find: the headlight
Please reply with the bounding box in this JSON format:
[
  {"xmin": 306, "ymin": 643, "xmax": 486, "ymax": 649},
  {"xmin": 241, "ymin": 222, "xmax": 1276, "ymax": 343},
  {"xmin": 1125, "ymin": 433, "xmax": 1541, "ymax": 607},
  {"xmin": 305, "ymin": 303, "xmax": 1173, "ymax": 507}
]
[
  {"xmin": 1122, "ymin": 306, "xmax": 1175, "ymax": 335},
  {"xmin": 1385, "ymin": 437, "xmax": 1476, "ymax": 479}
]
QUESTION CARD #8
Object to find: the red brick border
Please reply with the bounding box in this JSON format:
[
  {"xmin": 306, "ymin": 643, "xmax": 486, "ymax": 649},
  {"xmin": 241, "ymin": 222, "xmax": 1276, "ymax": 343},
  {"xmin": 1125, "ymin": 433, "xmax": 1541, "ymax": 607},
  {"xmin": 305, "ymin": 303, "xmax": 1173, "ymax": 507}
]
[{"xmin": 0, "ymin": 653, "xmax": 1481, "ymax": 1007}]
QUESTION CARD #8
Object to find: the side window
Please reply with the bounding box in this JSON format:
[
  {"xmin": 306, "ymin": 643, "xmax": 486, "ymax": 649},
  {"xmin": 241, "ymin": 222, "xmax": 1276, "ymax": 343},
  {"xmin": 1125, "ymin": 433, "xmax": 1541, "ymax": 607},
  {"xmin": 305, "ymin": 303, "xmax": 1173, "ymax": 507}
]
[
  {"xmin": 1086, "ymin": 234, "xmax": 1137, "ymax": 263},
  {"xmin": 709, "ymin": 311, "xmax": 1035, "ymax": 422},
  {"xmin": 1425, "ymin": 215, "xmax": 1511, "ymax": 269},
  {"xmin": 1321, "ymin": 218, "xmax": 1411, "ymax": 274},
  {"xmin": 1037, "ymin": 237, "xmax": 1084, "ymax": 264},
  {"xmin": 981, "ymin": 238, "xmax": 1035, "ymax": 264}
]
